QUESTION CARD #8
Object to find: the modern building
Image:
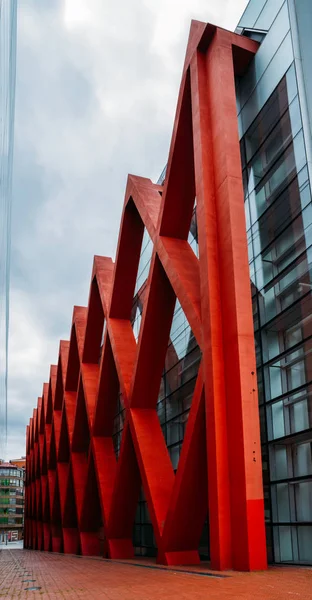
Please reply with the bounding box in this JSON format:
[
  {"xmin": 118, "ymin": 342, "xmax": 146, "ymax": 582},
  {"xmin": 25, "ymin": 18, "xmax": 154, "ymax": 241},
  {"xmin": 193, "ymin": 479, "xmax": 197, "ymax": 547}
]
[
  {"xmin": 238, "ymin": 0, "xmax": 312, "ymax": 565},
  {"xmin": 0, "ymin": 0, "xmax": 17, "ymax": 459},
  {"xmin": 0, "ymin": 461, "xmax": 24, "ymax": 542},
  {"xmin": 25, "ymin": 0, "xmax": 312, "ymax": 568}
]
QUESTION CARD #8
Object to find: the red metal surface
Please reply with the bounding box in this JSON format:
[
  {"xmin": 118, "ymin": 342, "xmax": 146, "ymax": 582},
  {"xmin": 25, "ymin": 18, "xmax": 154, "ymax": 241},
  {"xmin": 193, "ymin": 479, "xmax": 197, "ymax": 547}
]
[{"xmin": 25, "ymin": 21, "xmax": 267, "ymax": 571}]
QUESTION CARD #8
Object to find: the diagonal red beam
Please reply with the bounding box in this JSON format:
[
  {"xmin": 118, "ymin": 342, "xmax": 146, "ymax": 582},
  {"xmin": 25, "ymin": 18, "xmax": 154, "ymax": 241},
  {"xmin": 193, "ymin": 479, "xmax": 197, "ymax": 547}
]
[
  {"xmin": 161, "ymin": 365, "xmax": 207, "ymax": 564},
  {"xmin": 129, "ymin": 409, "xmax": 174, "ymax": 541},
  {"xmin": 130, "ymin": 176, "xmax": 202, "ymax": 346},
  {"xmin": 129, "ymin": 175, "xmax": 162, "ymax": 239},
  {"xmin": 130, "ymin": 252, "xmax": 176, "ymax": 409},
  {"xmin": 156, "ymin": 236, "xmax": 202, "ymax": 346},
  {"xmin": 107, "ymin": 318, "xmax": 136, "ymax": 406},
  {"xmin": 158, "ymin": 69, "xmax": 195, "ymax": 240},
  {"xmin": 81, "ymin": 363, "xmax": 99, "ymax": 431},
  {"xmin": 106, "ymin": 419, "xmax": 141, "ymax": 559},
  {"xmin": 93, "ymin": 330, "xmax": 119, "ymax": 437},
  {"xmin": 92, "ymin": 436, "xmax": 117, "ymax": 525}
]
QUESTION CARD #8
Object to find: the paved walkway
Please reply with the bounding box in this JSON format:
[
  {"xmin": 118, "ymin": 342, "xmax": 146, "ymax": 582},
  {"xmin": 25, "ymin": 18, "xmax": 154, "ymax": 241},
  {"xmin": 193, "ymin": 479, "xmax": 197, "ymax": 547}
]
[
  {"xmin": 0, "ymin": 541, "xmax": 24, "ymax": 551},
  {"xmin": 0, "ymin": 549, "xmax": 311, "ymax": 599}
]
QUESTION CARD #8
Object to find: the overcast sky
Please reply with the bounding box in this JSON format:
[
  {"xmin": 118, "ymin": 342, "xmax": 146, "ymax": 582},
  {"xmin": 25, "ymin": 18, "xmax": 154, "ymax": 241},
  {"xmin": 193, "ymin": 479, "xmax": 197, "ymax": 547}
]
[{"xmin": 8, "ymin": 0, "xmax": 248, "ymax": 458}]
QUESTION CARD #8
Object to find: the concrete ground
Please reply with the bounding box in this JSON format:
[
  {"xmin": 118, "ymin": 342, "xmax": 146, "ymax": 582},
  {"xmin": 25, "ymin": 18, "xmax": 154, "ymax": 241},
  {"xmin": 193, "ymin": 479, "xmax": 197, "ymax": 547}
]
[{"xmin": 0, "ymin": 549, "xmax": 311, "ymax": 599}]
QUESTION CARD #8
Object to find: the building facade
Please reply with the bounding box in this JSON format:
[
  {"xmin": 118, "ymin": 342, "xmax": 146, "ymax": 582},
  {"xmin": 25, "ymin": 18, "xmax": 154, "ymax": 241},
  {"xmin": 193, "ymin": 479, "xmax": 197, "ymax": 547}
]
[
  {"xmin": 25, "ymin": 0, "xmax": 312, "ymax": 568},
  {"xmin": 10, "ymin": 457, "xmax": 26, "ymax": 470},
  {"xmin": 0, "ymin": 461, "xmax": 24, "ymax": 542},
  {"xmin": 236, "ymin": 0, "xmax": 312, "ymax": 565}
]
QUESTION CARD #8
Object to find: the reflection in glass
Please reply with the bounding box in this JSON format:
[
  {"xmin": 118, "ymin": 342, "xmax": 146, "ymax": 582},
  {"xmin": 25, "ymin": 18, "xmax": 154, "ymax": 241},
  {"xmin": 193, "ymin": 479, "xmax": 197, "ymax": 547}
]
[{"xmin": 241, "ymin": 61, "xmax": 312, "ymax": 563}]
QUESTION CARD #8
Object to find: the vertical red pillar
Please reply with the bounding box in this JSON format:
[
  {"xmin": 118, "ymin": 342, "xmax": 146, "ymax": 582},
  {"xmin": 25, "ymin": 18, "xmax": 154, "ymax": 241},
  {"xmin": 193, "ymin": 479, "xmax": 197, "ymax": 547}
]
[
  {"xmin": 208, "ymin": 30, "xmax": 267, "ymax": 572},
  {"xmin": 43, "ymin": 523, "xmax": 51, "ymax": 551},
  {"xmin": 191, "ymin": 28, "xmax": 267, "ymax": 570},
  {"xmin": 191, "ymin": 48, "xmax": 231, "ymax": 570}
]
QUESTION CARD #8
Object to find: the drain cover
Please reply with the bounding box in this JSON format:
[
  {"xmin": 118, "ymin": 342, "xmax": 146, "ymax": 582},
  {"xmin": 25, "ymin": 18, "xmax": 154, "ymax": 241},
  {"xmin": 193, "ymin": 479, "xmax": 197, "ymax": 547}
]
[{"xmin": 24, "ymin": 587, "xmax": 41, "ymax": 591}]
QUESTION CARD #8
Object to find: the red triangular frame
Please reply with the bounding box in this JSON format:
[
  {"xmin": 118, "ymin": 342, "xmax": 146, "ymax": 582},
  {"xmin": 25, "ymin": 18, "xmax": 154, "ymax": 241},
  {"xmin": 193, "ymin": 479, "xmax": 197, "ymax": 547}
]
[{"xmin": 25, "ymin": 20, "xmax": 266, "ymax": 571}]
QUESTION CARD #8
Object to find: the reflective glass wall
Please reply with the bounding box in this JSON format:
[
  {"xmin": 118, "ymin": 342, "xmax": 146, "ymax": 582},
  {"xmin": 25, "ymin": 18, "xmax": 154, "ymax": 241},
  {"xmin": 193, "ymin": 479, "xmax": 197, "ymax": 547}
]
[
  {"xmin": 237, "ymin": 0, "xmax": 312, "ymax": 564},
  {"xmin": 240, "ymin": 64, "xmax": 312, "ymax": 564}
]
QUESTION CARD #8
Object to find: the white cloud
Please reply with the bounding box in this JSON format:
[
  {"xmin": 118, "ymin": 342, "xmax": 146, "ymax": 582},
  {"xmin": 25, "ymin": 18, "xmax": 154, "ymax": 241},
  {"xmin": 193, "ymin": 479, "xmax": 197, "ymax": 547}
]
[
  {"xmin": 9, "ymin": 290, "xmax": 57, "ymax": 378},
  {"xmin": 7, "ymin": 288, "xmax": 62, "ymax": 458},
  {"xmin": 63, "ymin": 0, "xmax": 93, "ymax": 29}
]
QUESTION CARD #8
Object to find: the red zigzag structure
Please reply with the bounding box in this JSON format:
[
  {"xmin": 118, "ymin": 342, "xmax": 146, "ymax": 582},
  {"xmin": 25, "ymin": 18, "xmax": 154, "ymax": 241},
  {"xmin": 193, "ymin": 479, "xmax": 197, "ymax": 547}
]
[{"xmin": 25, "ymin": 21, "xmax": 267, "ymax": 571}]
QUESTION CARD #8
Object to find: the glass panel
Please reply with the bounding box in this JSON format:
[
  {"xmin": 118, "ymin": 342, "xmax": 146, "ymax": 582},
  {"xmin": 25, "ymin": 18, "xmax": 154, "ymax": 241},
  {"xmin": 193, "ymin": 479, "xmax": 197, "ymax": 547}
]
[
  {"xmin": 275, "ymin": 525, "xmax": 293, "ymax": 561},
  {"xmin": 239, "ymin": 2, "xmax": 289, "ymax": 109},
  {"xmin": 270, "ymin": 445, "xmax": 288, "ymax": 480},
  {"xmin": 267, "ymin": 387, "xmax": 312, "ymax": 441},
  {"xmin": 271, "ymin": 401, "xmax": 285, "ymax": 438},
  {"xmin": 238, "ymin": 0, "xmax": 267, "ymax": 29},
  {"xmin": 131, "ymin": 228, "xmax": 155, "ymax": 344},
  {"xmin": 240, "ymin": 33, "xmax": 293, "ymax": 134},
  {"xmin": 248, "ymin": 131, "xmax": 306, "ymax": 227},
  {"xmin": 132, "ymin": 305, "xmax": 142, "ymax": 343},
  {"xmin": 255, "ymin": 203, "xmax": 312, "ymax": 290},
  {"xmin": 134, "ymin": 228, "xmax": 153, "ymax": 295},
  {"xmin": 244, "ymin": 76, "xmax": 289, "ymax": 164},
  {"xmin": 254, "ymin": 0, "xmax": 286, "ymax": 31},
  {"xmin": 286, "ymin": 64, "xmax": 297, "ymax": 104},
  {"xmin": 295, "ymin": 481, "xmax": 312, "ymax": 521},
  {"xmin": 264, "ymin": 338, "xmax": 312, "ymax": 401},
  {"xmin": 188, "ymin": 203, "xmax": 199, "ymax": 258},
  {"xmin": 298, "ymin": 526, "xmax": 312, "ymax": 562},
  {"xmin": 272, "ymin": 482, "xmax": 290, "ymax": 521},
  {"xmin": 169, "ymin": 299, "xmax": 197, "ymax": 361},
  {"xmin": 112, "ymin": 393, "xmax": 124, "ymax": 460},
  {"xmin": 262, "ymin": 293, "xmax": 312, "ymax": 362},
  {"xmin": 293, "ymin": 442, "xmax": 312, "ymax": 478}
]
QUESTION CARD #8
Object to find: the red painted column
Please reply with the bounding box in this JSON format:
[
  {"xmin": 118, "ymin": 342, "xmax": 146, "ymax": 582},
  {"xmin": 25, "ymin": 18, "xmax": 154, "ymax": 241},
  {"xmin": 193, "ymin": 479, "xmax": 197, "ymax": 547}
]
[
  {"xmin": 63, "ymin": 528, "xmax": 79, "ymax": 554},
  {"xmin": 191, "ymin": 29, "xmax": 267, "ymax": 570},
  {"xmin": 43, "ymin": 523, "xmax": 51, "ymax": 551},
  {"xmin": 37, "ymin": 521, "xmax": 43, "ymax": 550},
  {"xmin": 206, "ymin": 31, "xmax": 266, "ymax": 571},
  {"xmin": 191, "ymin": 49, "xmax": 232, "ymax": 570}
]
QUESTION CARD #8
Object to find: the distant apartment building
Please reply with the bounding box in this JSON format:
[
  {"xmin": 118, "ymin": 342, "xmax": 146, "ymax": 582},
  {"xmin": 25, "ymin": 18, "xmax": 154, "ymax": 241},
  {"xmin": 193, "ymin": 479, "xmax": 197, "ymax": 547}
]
[
  {"xmin": 10, "ymin": 457, "xmax": 26, "ymax": 470},
  {"xmin": 0, "ymin": 460, "xmax": 24, "ymax": 542}
]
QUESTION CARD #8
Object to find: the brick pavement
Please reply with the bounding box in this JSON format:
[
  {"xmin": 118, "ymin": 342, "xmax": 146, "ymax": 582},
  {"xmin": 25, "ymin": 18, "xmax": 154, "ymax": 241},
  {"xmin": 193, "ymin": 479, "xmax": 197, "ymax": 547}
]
[{"xmin": 0, "ymin": 549, "xmax": 311, "ymax": 599}]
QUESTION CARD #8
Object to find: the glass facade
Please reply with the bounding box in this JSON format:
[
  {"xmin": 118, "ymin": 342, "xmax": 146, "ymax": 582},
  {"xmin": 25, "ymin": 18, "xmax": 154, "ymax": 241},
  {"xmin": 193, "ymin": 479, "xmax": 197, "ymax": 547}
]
[
  {"xmin": 240, "ymin": 62, "xmax": 312, "ymax": 564},
  {"xmin": 236, "ymin": 0, "xmax": 312, "ymax": 565}
]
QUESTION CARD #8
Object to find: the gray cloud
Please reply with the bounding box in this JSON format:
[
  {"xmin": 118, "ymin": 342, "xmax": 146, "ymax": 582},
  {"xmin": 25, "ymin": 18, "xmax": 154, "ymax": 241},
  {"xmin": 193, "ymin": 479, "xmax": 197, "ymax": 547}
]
[{"xmin": 7, "ymin": 0, "xmax": 248, "ymax": 458}]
